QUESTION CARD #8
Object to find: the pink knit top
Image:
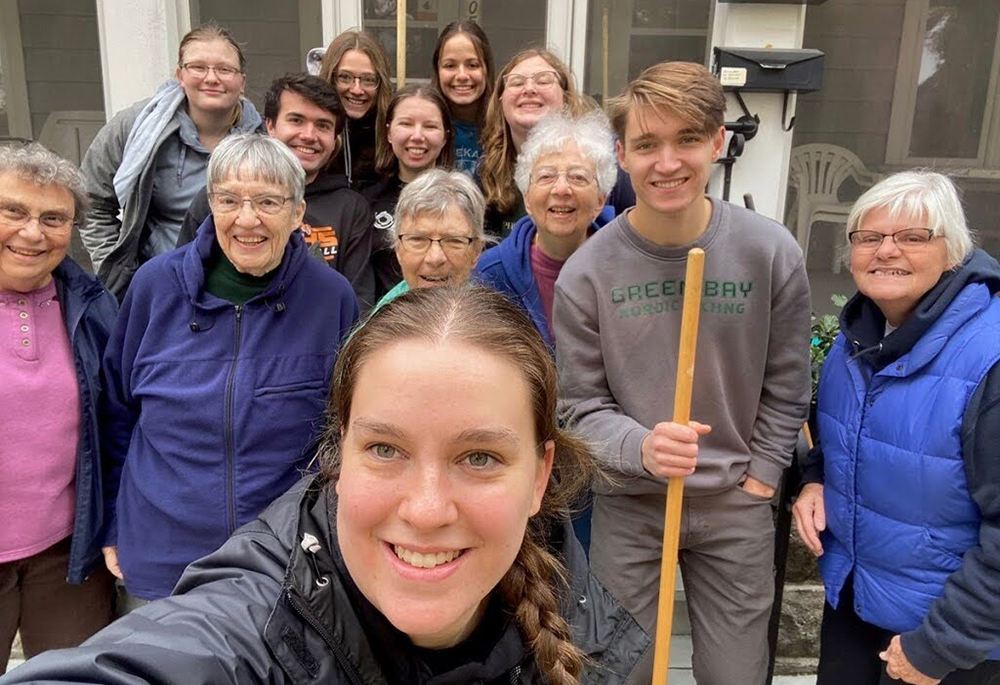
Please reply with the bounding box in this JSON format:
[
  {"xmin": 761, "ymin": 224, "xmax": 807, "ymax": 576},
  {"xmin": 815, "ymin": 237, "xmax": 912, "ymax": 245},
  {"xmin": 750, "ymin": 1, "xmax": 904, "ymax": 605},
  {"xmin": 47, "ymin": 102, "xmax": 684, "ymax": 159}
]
[{"xmin": 0, "ymin": 280, "xmax": 80, "ymax": 562}]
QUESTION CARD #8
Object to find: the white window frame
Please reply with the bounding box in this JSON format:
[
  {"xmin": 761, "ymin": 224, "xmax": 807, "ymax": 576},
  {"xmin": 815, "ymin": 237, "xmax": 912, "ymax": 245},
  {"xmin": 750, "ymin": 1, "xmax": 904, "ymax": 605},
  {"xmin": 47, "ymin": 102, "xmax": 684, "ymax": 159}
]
[
  {"xmin": 0, "ymin": 0, "xmax": 33, "ymax": 139},
  {"xmin": 886, "ymin": 0, "xmax": 1000, "ymax": 169},
  {"xmin": 323, "ymin": 0, "xmax": 585, "ymax": 84}
]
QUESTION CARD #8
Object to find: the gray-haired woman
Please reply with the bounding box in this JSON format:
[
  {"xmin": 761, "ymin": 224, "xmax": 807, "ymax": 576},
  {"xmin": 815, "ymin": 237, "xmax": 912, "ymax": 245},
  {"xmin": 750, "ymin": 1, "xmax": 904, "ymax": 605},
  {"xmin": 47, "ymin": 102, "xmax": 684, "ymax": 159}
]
[
  {"xmin": 0, "ymin": 142, "xmax": 118, "ymax": 672},
  {"xmin": 793, "ymin": 170, "xmax": 1000, "ymax": 684},
  {"xmin": 99, "ymin": 134, "xmax": 359, "ymax": 609},
  {"xmin": 475, "ymin": 110, "xmax": 617, "ymax": 351},
  {"xmin": 372, "ymin": 168, "xmax": 485, "ymax": 310}
]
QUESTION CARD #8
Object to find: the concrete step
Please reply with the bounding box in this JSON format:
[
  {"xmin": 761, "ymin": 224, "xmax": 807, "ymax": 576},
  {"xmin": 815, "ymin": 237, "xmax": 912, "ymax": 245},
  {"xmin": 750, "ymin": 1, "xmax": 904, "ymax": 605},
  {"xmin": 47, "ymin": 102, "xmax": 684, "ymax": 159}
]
[{"xmin": 667, "ymin": 635, "xmax": 816, "ymax": 683}]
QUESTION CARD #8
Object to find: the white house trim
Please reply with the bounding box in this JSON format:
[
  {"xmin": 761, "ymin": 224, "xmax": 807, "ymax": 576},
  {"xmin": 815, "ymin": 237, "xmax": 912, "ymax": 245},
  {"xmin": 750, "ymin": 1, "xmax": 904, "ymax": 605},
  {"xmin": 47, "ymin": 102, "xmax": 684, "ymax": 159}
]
[
  {"xmin": 323, "ymin": 0, "xmax": 364, "ymax": 45},
  {"xmin": 547, "ymin": 0, "xmax": 588, "ymax": 89}
]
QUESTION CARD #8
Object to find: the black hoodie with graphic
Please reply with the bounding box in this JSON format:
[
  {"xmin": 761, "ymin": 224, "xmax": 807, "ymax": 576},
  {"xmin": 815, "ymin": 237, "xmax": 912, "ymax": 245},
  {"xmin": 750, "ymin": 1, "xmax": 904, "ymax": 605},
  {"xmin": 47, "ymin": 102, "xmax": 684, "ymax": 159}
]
[
  {"xmin": 178, "ymin": 170, "xmax": 376, "ymax": 310},
  {"xmin": 329, "ymin": 111, "xmax": 379, "ymax": 192},
  {"xmin": 802, "ymin": 249, "xmax": 1000, "ymax": 677}
]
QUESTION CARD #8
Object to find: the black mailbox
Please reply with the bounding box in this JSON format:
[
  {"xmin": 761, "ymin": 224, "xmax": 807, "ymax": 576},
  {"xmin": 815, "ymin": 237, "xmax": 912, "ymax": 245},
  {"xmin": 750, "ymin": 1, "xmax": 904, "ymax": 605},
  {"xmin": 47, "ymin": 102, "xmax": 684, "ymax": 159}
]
[{"xmin": 712, "ymin": 47, "xmax": 824, "ymax": 93}]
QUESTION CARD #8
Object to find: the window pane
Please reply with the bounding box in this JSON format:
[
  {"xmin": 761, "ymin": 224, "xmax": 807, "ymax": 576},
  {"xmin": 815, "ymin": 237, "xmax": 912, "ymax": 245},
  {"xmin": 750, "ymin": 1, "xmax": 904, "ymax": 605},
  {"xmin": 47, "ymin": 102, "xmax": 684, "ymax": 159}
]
[
  {"xmin": 480, "ymin": 1, "xmax": 546, "ymax": 70},
  {"xmin": 908, "ymin": 1, "xmax": 1000, "ymax": 159},
  {"xmin": 362, "ymin": 0, "xmax": 546, "ymax": 82},
  {"xmin": 584, "ymin": 0, "xmax": 710, "ymax": 103},
  {"xmin": 368, "ymin": 27, "xmax": 439, "ymax": 81},
  {"xmin": 195, "ymin": 0, "xmax": 318, "ymax": 111}
]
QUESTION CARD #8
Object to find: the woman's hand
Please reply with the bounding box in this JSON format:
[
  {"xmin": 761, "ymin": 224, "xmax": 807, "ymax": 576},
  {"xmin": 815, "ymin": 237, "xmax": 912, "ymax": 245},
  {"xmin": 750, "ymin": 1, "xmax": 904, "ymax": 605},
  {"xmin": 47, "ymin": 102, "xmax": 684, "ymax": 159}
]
[
  {"xmin": 102, "ymin": 545, "xmax": 124, "ymax": 580},
  {"xmin": 792, "ymin": 482, "xmax": 826, "ymax": 556},
  {"xmin": 880, "ymin": 635, "xmax": 941, "ymax": 684},
  {"xmin": 641, "ymin": 421, "xmax": 712, "ymax": 479}
]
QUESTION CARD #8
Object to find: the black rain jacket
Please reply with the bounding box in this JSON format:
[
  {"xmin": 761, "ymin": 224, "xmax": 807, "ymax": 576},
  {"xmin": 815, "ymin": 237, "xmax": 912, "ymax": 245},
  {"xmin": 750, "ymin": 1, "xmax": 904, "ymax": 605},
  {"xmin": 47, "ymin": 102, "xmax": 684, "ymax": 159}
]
[{"xmin": 1, "ymin": 475, "xmax": 649, "ymax": 685}]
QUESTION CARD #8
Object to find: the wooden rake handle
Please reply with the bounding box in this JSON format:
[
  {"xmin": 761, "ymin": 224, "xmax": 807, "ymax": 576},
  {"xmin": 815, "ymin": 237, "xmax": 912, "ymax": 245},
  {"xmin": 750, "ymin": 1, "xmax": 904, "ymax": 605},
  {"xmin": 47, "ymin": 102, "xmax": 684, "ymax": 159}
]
[{"xmin": 651, "ymin": 247, "xmax": 706, "ymax": 684}]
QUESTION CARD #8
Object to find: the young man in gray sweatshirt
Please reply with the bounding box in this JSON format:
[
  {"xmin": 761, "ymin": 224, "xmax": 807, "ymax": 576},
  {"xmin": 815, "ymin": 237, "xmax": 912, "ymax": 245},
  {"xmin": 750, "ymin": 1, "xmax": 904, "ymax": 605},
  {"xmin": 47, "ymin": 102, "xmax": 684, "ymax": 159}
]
[{"xmin": 554, "ymin": 62, "xmax": 811, "ymax": 685}]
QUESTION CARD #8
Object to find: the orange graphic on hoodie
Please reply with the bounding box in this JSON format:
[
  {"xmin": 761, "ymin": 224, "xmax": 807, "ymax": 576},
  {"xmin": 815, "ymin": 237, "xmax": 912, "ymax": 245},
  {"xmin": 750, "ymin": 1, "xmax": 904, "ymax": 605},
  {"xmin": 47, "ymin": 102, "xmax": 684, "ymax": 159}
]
[{"xmin": 301, "ymin": 223, "xmax": 338, "ymax": 261}]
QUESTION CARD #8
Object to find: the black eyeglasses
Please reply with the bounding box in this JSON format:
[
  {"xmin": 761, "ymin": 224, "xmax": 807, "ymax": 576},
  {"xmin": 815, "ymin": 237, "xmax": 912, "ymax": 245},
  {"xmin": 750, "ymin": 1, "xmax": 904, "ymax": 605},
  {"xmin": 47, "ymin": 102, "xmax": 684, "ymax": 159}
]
[
  {"xmin": 397, "ymin": 234, "xmax": 478, "ymax": 254},
  {"xmin": 848, "ymin": 227, "xmax": 936, "ymax": 252}
]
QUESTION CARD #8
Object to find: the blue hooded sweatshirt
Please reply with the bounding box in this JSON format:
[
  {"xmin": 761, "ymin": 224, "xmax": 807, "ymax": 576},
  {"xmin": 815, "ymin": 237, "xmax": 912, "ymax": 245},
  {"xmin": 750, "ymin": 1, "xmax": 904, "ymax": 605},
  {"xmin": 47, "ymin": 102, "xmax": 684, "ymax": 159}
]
[
  {"xmin": 474, "ymin": 210, "xmax": 610, "ymax": 351},
  {"xmin": 101, "ymin": 217, "xmax": 358, "ymax": 599}
]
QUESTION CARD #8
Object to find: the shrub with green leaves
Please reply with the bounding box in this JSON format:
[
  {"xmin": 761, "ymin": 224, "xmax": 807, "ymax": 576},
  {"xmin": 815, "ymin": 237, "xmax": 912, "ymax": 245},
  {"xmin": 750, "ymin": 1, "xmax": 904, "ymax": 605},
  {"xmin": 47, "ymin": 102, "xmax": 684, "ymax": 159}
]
[{"xmin": 810, "ymin": 294, "xmax": 848, "ymax": 399}]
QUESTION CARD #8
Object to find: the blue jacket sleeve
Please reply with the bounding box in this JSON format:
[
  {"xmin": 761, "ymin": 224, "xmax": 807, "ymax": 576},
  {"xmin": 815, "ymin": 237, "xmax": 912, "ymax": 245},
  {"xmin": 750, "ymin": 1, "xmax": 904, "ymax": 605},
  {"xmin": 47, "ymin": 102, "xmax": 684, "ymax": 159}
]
[
  {"xmin": 99, "ymin": 286, "xmax": 144, "ymax": 547},
  {"xmin": 900, "ymin": 361, "xmax": 1000, "ymax": 677}
]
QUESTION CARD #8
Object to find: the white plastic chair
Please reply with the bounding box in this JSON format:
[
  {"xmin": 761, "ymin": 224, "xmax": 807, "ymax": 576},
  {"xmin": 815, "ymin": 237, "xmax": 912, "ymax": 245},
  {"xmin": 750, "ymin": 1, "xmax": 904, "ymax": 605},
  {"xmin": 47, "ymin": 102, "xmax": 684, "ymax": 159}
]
[
  {"xmin": 787, "ymin": 144, "xmax": 876, "ymax": 273},
  {"xmin": 37, "ymin": 110, "xmax": 106, "ymax": 166}
]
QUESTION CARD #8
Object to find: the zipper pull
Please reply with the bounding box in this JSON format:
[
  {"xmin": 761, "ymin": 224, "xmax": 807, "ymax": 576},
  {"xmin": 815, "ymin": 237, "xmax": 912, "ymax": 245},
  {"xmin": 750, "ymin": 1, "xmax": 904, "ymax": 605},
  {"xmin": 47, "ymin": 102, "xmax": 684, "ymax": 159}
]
[{"xmin": 235, "ymin": 304, "xmax": 243, "ymax": 321}]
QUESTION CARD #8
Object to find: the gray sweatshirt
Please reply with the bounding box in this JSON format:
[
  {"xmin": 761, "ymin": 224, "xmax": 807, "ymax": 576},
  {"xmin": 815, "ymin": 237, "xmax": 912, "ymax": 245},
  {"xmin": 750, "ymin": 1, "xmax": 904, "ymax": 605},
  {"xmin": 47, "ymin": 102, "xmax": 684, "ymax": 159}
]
[{"xmin": 554, "ymin": 198, "xmax": 811, "ymax": 497}]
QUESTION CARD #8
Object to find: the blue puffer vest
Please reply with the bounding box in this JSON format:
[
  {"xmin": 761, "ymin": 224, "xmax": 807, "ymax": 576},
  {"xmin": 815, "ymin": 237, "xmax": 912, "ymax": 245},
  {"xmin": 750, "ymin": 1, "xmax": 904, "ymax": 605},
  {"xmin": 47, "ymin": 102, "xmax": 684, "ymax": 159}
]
[{"xmin": 817, "ymin": 282, "xmax": 1000, "ymax": 648}]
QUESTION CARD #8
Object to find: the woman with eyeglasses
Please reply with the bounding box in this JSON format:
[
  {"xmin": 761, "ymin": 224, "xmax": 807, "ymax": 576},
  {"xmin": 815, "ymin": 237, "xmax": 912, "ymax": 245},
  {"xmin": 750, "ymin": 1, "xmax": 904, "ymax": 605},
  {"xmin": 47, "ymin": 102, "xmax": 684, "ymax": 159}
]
[
  {"xmin": 478, "ymin": 50, "xmax": 633, "ymax": 239},
  {"xmin": 372, "ymin": 169, "xmax": 484, "ymax": 311},
  {"xmin": 80, "ymin": 23, "xmax": 264, "ymax": 301},
  {"xmin": 476, "ymin": 111, "xmax": 614, "ymax": 353},
  {"xmin": 97, "ymin": 134, "xmax": 358, "ymax": 613},
  {"xmin": 792, "ymin": 171, "xmax": 1000, "ymax": 685},
  {"xmin": 319, "ymin": 31, "xmax": 392, "ymax": 192},
  {"xmin": 432, "ymin": 21, "xmax": 494, "ymax": 177},
  {"xmin": 0, "ymin": 143, "xmax": 118, "ymax": 674},
  {"xmin": 364, "ymin": 85, "xmax": 455, "ymax": 300}
]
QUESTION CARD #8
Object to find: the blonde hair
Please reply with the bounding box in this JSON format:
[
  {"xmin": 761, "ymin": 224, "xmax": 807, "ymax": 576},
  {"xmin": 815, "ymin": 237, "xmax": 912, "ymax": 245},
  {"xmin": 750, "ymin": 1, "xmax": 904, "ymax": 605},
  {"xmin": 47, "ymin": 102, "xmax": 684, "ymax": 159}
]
[
  {"xmin": 318, "ymin": 285, "xmax": 600, "ymax": 684},
  {"xmin": 608, "ymin": 61, "xmax": 725, "ymax": 142},
  {"xmin": 479, "ymin": 49, "xmax": 586, "ymax": 215}
]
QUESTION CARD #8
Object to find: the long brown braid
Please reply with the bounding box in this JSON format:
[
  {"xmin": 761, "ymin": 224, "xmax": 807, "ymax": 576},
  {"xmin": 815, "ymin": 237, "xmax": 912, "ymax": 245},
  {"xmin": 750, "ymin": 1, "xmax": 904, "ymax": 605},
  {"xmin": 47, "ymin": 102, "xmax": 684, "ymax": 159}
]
[{"xmin": 317, "ymin": 285, "xmax": 602, "ymax": 684}]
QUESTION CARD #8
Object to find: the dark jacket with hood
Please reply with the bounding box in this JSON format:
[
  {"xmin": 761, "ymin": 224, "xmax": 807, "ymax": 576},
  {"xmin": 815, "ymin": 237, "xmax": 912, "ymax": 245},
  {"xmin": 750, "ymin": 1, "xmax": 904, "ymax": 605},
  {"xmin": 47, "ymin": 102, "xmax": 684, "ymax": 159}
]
[
  {"xmin": 178, "ymin": 170, "xmax": 376, "ymax": 310},
  {"xmin": 100, "ymin": 221, "xmax": 358, "ymax": 601},
  {"xmin": 330, "ymin": 112, "xmax": 379, "ymax": 192},
  {"xmin": 1, "ymin": 475, "xmax": 649, "ymax": 685},
  {"xmin": 802, "ymin": 249, "xmax": 1000, "ymax": 677},
  {"xmin": 50, "ymin": 257, "xmax": 119, "ymax": 584},
  {"xmin": 360, "ymin": 174, "xmax": 404, "ymax": 300},
  {"xmin": 475, "ymin": 213, "xmax": 607, "ymax": 352}
]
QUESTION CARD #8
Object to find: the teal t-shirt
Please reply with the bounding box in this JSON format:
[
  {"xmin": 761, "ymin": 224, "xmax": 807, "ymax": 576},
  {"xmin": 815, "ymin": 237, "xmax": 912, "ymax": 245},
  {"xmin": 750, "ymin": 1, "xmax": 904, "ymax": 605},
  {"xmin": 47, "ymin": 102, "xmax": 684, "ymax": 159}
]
[
  {"xmin": 453, "ymin": 120, "xmax": 482, "ymax": 177},
  {"xmin": 372, "ymin": 280, "xmax": 410, "ymax": 313}
]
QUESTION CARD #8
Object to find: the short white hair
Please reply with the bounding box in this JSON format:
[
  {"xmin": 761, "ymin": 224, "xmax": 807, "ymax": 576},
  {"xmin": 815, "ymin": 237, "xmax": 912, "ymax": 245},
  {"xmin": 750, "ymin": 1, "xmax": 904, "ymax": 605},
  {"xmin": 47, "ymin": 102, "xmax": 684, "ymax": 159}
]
[
  {"xmin": 514, "ymin": 111, "xmax": 618, "ymax": 197},
  {"xmin": 393, "ymin": 168, "xmax": 486, "ymax": 240},
  {"xmin": 846, "ymin": 170, "xmax": 973, "ymax": 266},
  {"xmin": 208, "ymin": 134, "xmax": 306, "ymax": 206}
]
